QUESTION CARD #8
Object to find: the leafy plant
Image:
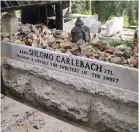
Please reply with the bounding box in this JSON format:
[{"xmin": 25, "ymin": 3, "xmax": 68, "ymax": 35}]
[
  {"xmin": 123, "ymin": 15, "xmax": 129, "ymax": 28},
  {"xmin": 110, "ymin": 39, "xmax": 133, "ymax": 46},
  {"xmin": 81, "ymin": 9, "xmax": 91, "ymax": 15}
]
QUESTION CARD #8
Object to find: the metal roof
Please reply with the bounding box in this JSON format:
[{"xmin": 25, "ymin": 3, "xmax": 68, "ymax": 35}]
[{"xmin": 1, "ymin": 1, "xmax": 60, "ymax": 12}]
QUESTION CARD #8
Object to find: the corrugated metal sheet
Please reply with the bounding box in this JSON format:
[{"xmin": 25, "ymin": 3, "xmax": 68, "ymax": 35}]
[{"xmin": 1, "ymin": 1, "xmax": 40, "ymax": 8}]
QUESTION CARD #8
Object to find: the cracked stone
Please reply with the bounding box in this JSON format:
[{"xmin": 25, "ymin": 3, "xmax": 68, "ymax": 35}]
[
  {"xmin": 114, "ymin": 50, "xmax": 124, "ymax": 56},
  {"xmin": 21, "ymin": 26, "xmax": 31, "ymax": 34},
  {"xmin": 2, "ymin": 37, "xmax": 10, "ymax": 42},
  {"xmin": 110, "ymin": 57, "xmax": 122, "ymax": 64}
]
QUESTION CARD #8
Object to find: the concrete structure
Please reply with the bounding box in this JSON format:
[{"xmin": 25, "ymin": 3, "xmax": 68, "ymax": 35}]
[
  {"xmin": 1, "ymin": 39, "xmax": 138, "ymax": 132},
  {"xmin": 1, "ymin": 95, "xmax": 89, "ymax": 132},
  {"xmin": 1, "ymin": 56, "xmax": 138, "ymax": 132}
]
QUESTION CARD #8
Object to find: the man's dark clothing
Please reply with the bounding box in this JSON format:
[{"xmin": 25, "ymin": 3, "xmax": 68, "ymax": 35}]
[{"xmin": 21, "ymin": 5, "xmax": 56, "ymax": 28}]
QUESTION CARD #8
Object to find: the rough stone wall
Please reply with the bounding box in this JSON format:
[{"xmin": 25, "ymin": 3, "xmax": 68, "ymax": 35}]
[{"xmin": 2, "ymin": 57, "xmax": 138, "ymax": 132}]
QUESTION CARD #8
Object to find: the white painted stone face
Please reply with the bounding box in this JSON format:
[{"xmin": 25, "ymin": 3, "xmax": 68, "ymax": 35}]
[
  {"xmin": 105, "ymin": 17, "xmax": 124, "ymax": 36},
  {"xmin": 1, "ymin": 14, "xmax": 19, "ymax": 34},
  {"xmin": 1, "ymin": 42, "xmax": 138, "ymax": 92}
]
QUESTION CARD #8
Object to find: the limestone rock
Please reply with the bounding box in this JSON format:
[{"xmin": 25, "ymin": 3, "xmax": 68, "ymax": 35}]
[
  {"xmin": 37, "ymin": 44, "xmax": 43, "ymax": 49},
  {"xmin": 98, "ymin": 54, "xmax": 106, "ymax": 61},
  {"xmin": 14, "ymin": 39, "xmax": 25, "ymax": 45},
  {"xmin": 28, "ymin": 38, "xmax": 33, "ymax": 43},
  {"xmin": 110, "ymin": 57, "xmax": 122, "ymax": 64},
  {"xmin": 47, "ymin": 47, "xmax": 55, "ymax": 51},
  {"xmin": 60, "ymin": 41, "xmax": 73, "ymax": 49},
  {"xmin": 31, "ymin": 25, "xmax": 39, "ymax": 36},
  {"xmin": 75, "ymin": 39, "xmax": 85, "ymax": 48},
  {"xmin": 32, "ymin": 43, "xmax": 38, "ymax": 48},
  {"xmin": 115, "ymin": 44, "xmax": 127, "ymax": 51},
  {"xmin": 21, "ymin": 26, "xmax": 31, "ymax": 34},
  {"xmin": 27, "ymin": 33, "xmax": 37, "ymax": 40},
  {"xmin": 65, "ymin": 50, "xmax": 72, "ymax": 55},
  {"xmin": 90, "ymin": 37, "xmax": 100, "ymax": 44},
  {"xmin": 114, "ymin": 50, "xmax": 124, "ymax": 56},
  {"xmin": 14, "ymin": 32, "xmax": 21, "ymax": 36},
  {"xmin": 2, "ymin": 37, "xmax": 10, "ymax": 42},
  {"xmin": 81, "ymin": 45, "xmax": 94, "ymax": 56},
  {"xmin": 71, "ymin": 44, "xmax": 79, "ymax": 54},
  {"xmin": 124, "ymin": 50, "xmax": 133, "ymax": 57},
  {"xmin": 55, "ymin": 49, "xmax": 61, "ymax": 53},
  {"xmin": 47, "ymin": 35, "xmax": 55, "ymax": 44},
  {"xmin": 105, "ymin": 47, "xmax": 115, "ymax": 54},
  {"xmin": 129, "ymin": 57, "xmax": 138, "ymax": 67},
  {"xmin": 59, "ymin": 48, "xmax": 66, "ymax": 53},
  {"xmin": 61, "ymin": 31, "xmax": 69, "ymax": 39},
  {"xmin": 56, "ymin": 39, "xmax": 63, "ymax": 43},
  {"xmin": 1, "ymin": 32, "xmax": 10, "ymax": 37}
]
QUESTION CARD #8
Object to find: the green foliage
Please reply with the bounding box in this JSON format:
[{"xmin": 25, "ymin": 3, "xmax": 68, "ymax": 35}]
[
  {"xmin": 110, "ymin": 39, "xmax": 133, "ymax": 46},
  {"xmin": 71, "ymin": 1, "xmax": 138, "ymax": 26},
  {"xmin": 71, "ymin": 1, "xmax": 92, "ymax": 15},
  {"xmin": 71, "ymin": 1, "xmax": 86, "ymax": 14},
  {"xmin": 91, "ymin": 1, "xmax": 138, "ymax": 26},
  {"xmin": 123, "ymin": 15, "xmax": 129, "ymax": 28},
  {"xmin": 81, "ymin": 9, "xmax": 91, "ymax": 15},
  {"xmin": 109, "ymin": 15, "xmax": 115, "ymax": 20}
]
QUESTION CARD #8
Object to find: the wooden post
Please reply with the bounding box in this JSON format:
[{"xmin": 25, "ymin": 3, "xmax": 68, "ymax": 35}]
[
  {"xmin": 69, "ymin": 0, "xmax": 71, "ymax": 13},
  {"xmin": 55, "ymin": 2, "xmax": 63, "ymax": 30},
  {"xmin": 89, "ymin": 0, "xmax": 91, "ymax": 14}
]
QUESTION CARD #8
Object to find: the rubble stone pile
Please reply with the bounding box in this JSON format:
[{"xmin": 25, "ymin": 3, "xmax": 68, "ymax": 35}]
[{"xmin": 2, "ymin": 24, "xmax": 138, "ymax": 68}]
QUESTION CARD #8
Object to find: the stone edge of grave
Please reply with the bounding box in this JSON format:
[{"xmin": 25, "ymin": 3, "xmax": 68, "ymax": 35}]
[
  {"xmin": 1, "ymin": 57, "xmax": 138, "ymax": 106},
  {"xmin": 1, "ymin": 42, "xmax": 138, "ymax": 92}
]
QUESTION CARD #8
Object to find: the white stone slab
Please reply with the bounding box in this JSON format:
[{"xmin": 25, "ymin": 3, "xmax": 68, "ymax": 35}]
[
  {"xmin": 1, "ymin": 42, "xmax": 138, "ymax": 91},
  {"xmin": 105, "ymin": 17, "xmax": 124, "ymax": 36},
  {"xmin": 1, "ymin": 14, "xmax": 19, "ymax": 34},
  {"xmin": 89, "ymin": 21, "xmax": 101, "ymax": 35},
  {"xmin": 82, "ymin": 14, "xmax": 98, "ymax": 26}
]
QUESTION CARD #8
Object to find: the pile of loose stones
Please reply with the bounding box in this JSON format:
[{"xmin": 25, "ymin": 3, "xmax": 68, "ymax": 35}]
[{"xmin": 2, "ymin": 24, "xmax": 138, "ymax": 68}]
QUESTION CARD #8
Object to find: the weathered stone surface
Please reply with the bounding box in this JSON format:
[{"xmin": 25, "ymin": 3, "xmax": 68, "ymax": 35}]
[
  {"xmin": 2, "ymin": 37, "xmax": 10, "ymax": 42},
  {"xmin": 1, "ymin": 14, "xmax": 19, "ymax": 34},
  {"xmin": 31, "ymin": 25, "xmax": 39, "ymax": 36},
  {"xmin": 114, "ymin": 50, "xmax": 124, "ymax": 56},
  {"xmin": 75, "ymin": 39, "xmax": 85, "ymax": 47},
  {"xmin": 91, "ymin": 96, "xmax": 138, "ymax": 132},
  {"xmin": 110, "ymin": 57, "xmax": 122, "ymax": 64},
  {"xmin": 2, "ymin": 65, "xmax": 91, "ymax": 122},
  {"xmin": 21, "ymin": 25, "xmax": 31, "ymax": 34},
  {"xmin": 1, "ymin": 95, "xmax": 89, "ymax": 132},
  {"xmin": 115, "ymin": 44, "xmax": 128, "ymax": 51},
  {"xmin": 60, "ymin": 41, "xmax": 73, "ymax": 49},
  {"xmin": 1, "ymin": 58, "xmax": 138, "ymax": 132},
  {"xmin": 81, "ymin": 45, "xmax": 94, "ymax": 56}
]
